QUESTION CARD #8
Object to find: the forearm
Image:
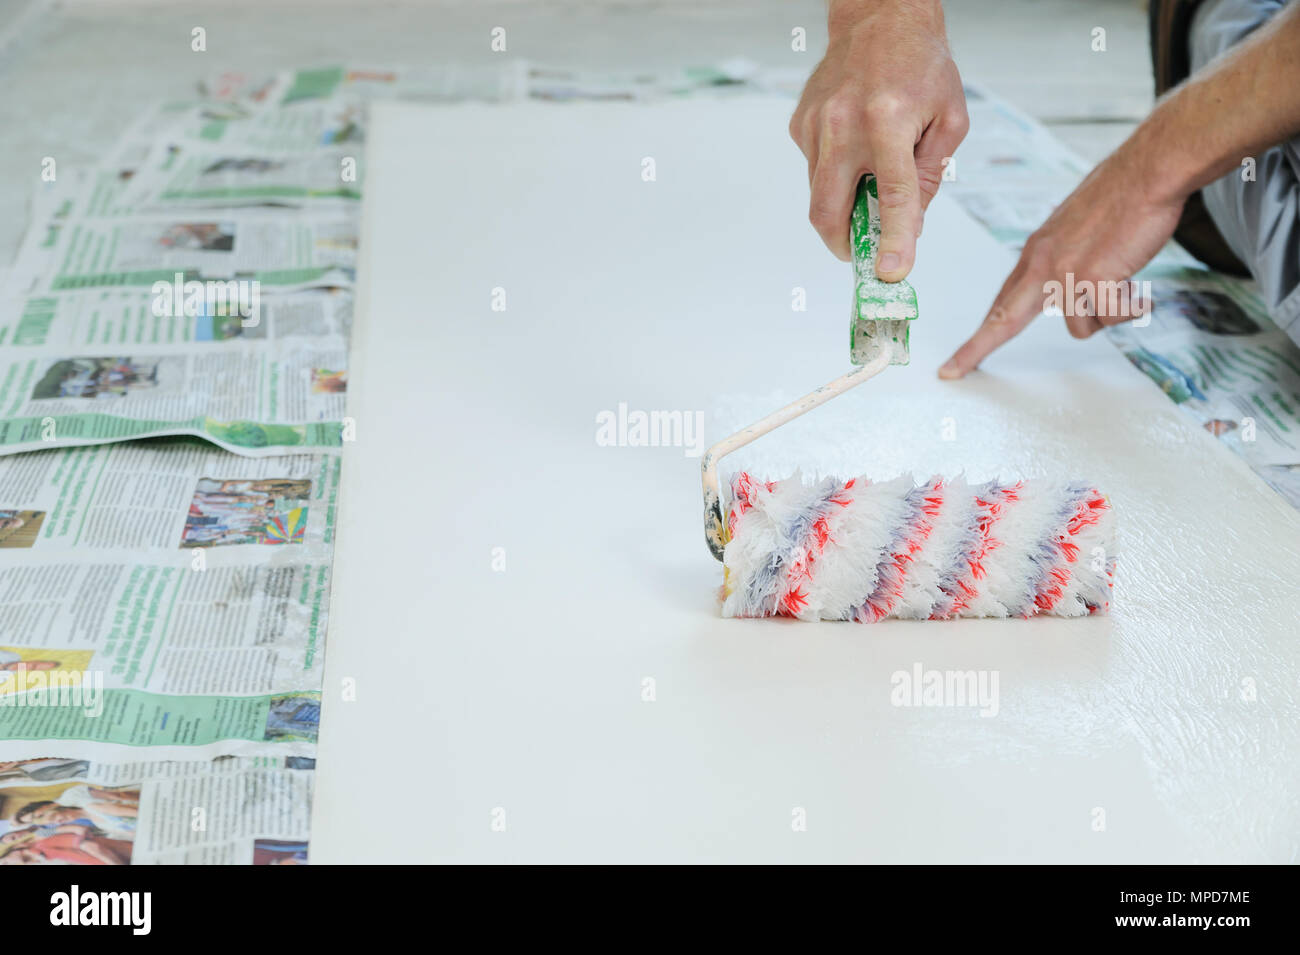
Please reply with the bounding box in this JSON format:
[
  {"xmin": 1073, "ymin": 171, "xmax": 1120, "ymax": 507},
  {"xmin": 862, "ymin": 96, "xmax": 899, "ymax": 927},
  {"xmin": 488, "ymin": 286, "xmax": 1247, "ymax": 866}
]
[{"xmin": 1130, "ymin": 1, "xmax": 1300, "ymax": 203}]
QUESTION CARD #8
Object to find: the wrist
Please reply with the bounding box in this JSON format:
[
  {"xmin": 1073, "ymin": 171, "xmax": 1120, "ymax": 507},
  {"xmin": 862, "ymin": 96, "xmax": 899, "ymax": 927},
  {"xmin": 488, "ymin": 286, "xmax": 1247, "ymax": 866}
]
[
  {"xmin": 1122, "ymin": 95, "xmax": 1229, "ymax": 206},
  {"xmin": 1114, "ymin": 119, "xmax": 1194, "ymax": 208},
  {"xmin": 828, "ymin": 0, "xmax": 945, "ymax": 38}
]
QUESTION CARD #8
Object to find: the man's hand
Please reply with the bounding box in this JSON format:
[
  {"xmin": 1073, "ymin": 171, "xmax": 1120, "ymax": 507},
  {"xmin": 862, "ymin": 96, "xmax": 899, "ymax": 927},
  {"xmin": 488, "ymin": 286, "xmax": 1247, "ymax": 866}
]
[
  {"xmin": 790, "ymin": 0, "xmax": 968, "ymax": 279},
  {"xmin": 938, "ymin": 143, "xmax": 1184, "ymax": 379},
  {"xmin": 941, "ymin": 1, "xmax": 1300, "ymax": 377}
]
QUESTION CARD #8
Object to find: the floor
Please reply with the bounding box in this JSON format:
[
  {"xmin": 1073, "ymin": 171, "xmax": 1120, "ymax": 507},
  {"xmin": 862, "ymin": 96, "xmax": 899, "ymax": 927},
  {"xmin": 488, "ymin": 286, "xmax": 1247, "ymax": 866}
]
[{"xmin": 0, "ymin": 0, "xmax": 1152, "ymax": 262}]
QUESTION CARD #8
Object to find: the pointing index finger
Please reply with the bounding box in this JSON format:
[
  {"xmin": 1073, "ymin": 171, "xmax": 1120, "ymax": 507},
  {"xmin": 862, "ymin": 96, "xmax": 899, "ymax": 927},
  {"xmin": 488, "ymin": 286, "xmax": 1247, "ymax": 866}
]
[{"xmin": 939, "ymin": 263, "xmax": 1046, "ymax": 379}]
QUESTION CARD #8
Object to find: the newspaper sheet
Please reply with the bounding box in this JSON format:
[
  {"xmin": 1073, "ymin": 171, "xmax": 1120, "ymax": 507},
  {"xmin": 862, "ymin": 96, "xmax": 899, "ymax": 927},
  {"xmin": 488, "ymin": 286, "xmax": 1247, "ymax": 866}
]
[
  {"xmin": 1104, "ymin": 266, "xmax": 1300, "ymax": 466},
  {"xmin": 123, "ymin": 141, "xmax": 363, "ymax": 211},
  {"xmin": 0, "ymin": 287, "xmax": 351, "ymax": 348},
  {"xmin": 0, "ymin": 755, "xmax": 315, "ymax": 864},
  {"xmin": 31, "ymin": 213, "xmax": 356, "ymax": 295},
  {"xmin": 0, "ymin": 290, "xmax": 349, "ymax": 455},
  {"xmin": 0, "ymin": 439, "xmax": 337, "ymax": 760}
]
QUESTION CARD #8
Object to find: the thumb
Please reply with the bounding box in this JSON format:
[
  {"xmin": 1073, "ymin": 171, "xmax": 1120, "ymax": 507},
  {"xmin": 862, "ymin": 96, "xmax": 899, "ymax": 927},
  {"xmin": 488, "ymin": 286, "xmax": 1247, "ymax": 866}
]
[{"xmin": 867, "ymin": 136, "xmax": 922, "ymax": 282}]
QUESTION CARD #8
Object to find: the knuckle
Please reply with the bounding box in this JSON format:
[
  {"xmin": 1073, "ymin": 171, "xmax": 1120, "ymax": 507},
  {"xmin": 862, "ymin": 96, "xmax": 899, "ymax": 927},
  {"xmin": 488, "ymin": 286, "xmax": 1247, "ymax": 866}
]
[
  {"xmin": 1022, "ymin": 237, "xmax": 1055, "ymax": 271},
  {"xmin": 1065, "ymin": 316, "xmax": 1095, "ymax": 339},
  {"xmin": 788, "ymin": 110, "xmax": 805, "ymax": 144},
  {"xmin": 985, "ymin": 305, "xmax": 1015, "ymax": 329},
  {"xmin": 821, "ymin": 94, "xmax": 860, "ymax": 133},
  {"xmin": 806, "ymin": 205, "xmax": 847, "ymax": 233},
  {"xmin": 808, "ymin": 202, "xmax": 837, "ymax": 229},
  {"xmin": 948, "ymin": 107, "xmax": 971, "ymax": 138},
  {"xmin": 864, "ymin": 92, "xmax": 908, "ymax": 122}
]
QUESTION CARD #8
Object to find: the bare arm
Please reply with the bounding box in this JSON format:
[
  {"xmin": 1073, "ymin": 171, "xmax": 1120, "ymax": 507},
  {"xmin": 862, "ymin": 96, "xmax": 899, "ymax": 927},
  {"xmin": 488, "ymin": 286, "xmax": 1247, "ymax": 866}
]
[
  {"xmin": 1149, "ymin": 3, "xmax": 1300, "ymax": 202},
  {"xmin": 941, "ymin": 2, "xmax": 1300, "ymax": 378}
]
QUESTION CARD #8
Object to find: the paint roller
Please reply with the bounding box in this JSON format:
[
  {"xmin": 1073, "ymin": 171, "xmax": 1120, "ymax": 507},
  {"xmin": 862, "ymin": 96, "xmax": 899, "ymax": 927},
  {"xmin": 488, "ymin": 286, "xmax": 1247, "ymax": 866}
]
[{"xmin": 701, "ymin": 176, "xmax": 1116, "ymax": 621}]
